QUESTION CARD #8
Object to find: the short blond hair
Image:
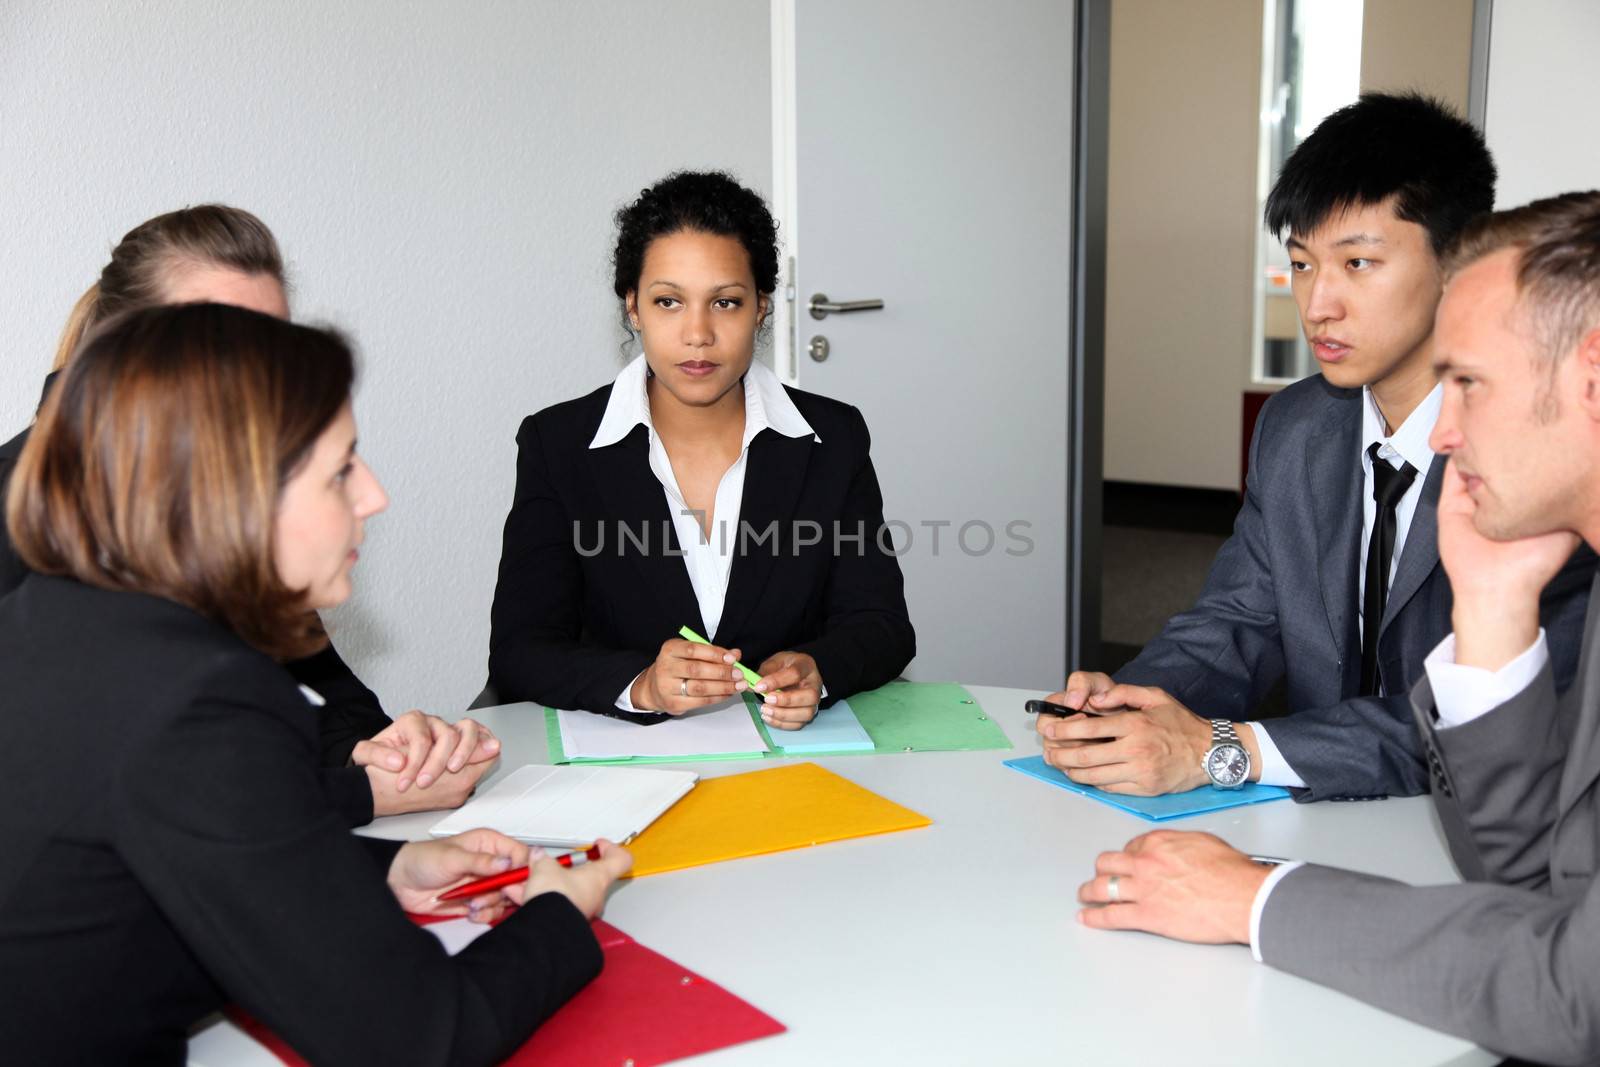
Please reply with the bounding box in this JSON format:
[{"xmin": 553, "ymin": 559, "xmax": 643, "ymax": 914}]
[
  {"xmin": 50, "ymin": 204, "xmax": 284, "ymax": 372},
  {"xmin": 1443, "ymin": 190, "xmax": 1600, "ymax": 366}
]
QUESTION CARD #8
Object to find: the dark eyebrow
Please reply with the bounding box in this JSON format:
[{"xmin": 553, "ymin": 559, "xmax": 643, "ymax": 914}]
[
  {"xmin": 344, "ymin": 439, "xmax": 358, "ymax": 459},
  {"xmin": 1286, "ymin": 233, "xmax": 1387, "ymax": 253},
  {"xmin": 647, "ymin": 280, "xmax": 749, "ymax": 293},
  {"xmin": 1432, "ymin": 358, "xmax": 1476, "ymax": 376}
]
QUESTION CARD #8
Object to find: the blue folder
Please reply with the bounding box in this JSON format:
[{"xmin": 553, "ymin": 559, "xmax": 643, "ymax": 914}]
[
  {"xmin": 758, "ymin": 697, "xmax": 876, "ymax": 755},
  {"xmin": 1003, "ymin": 755, "xmax": 1292, "ymax": 821}
]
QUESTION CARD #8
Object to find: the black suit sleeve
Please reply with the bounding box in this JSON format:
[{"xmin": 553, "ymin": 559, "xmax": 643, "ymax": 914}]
[
  {"xmin": 790, "ymin": 409, "xmax": 916, "ymax": 697},
  {"xmin": 489, "ymin": 417, "xmax": 656, "ymax": 713},
  {"xmin": 115, "ymin": 658, "xmax": 602, "ymax": 1066},
  {"xmin": 0, "ymin": 530, "xmax": 21, "ymax": 600},
  {"xmin": 0, "ymin": 432, "xmax": 28, "ymax": 600},
  {"xmin": 321, "ymin": 765, "xmax": 377, "ymax": 827},
  {"xmin": 287, "ymin": 643, "xmax": 393, "ymax": 767}
]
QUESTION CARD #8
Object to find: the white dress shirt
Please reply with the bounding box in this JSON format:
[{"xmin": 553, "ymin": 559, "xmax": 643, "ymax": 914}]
[
  {"xmin": 589, "ymin": 354, "xmax": 819, "ymax": 712},
  {"xmin": 1249, "ymin": 383, "xmax": 1443, "ymax": 789}
]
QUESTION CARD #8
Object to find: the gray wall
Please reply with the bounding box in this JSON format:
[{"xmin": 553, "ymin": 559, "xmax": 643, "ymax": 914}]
[
  {"xmin": 1484, "ymin": 0, "xmax": 1600, "ymax": 207},
  {"xmin": 0, "ymin": 1, "xmax": 771, "ymax": 713}
]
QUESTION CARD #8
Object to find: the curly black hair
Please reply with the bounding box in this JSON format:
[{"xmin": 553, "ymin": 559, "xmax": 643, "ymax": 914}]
[
  {"xmin": 611, "ymin": 171, "xmax": 781, "ymax": 320},
  {"xmin": 1265, "ymin": 91, "xmax": 1496, "ymax": 255}
]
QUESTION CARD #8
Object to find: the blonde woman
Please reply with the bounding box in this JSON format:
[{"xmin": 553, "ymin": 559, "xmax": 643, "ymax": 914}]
[{"xmin": 0, "ymin": 206, "xmax": 495, "ymax": 820}]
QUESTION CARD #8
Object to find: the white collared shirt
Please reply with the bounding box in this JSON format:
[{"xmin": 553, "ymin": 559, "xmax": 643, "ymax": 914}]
[
  {"xmin": 1355, "ymin": 383, "xmax": 1442, "ymax": 624},
  {"xmin": 1250, "ymin": 383, "xmax": 1444, "ymax": 789},
  {"xmin": 590, "ymin": 354, "xmax": 819, "ymax": 711}
]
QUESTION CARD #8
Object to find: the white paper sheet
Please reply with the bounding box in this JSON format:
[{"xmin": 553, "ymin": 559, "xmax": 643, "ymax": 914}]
[
  {"xmin": 557, "ymin": 695, "xmax": 769, "ymax": 760},
  {"xmin": 429, "ymin": 764, "xmax": 698, "ymax": 846}
]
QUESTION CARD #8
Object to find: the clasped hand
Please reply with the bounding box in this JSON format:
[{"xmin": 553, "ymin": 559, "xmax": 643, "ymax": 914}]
[
  {"xmin": 1035, "ymin": 672, "xmax": 1217, "ymax": 795},
  {"xmin": 352, "ymin": 710, "xmax": 502, "ymax": 816}
]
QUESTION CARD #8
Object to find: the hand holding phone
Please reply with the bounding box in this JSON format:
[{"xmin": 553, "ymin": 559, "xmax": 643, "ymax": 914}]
[{"xmin": 1025, "ymin": 699, "xmax": 1118, "ymax": 717}]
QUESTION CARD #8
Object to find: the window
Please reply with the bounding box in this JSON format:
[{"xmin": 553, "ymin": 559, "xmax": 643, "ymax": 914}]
[{"xmin": 1253, "ymin": 0, "xmax": 1363, "ymax": 382}]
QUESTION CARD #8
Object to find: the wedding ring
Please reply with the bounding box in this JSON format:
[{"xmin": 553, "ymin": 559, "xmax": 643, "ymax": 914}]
[
  {"xmin": 1107, "ymin": 874, "xmax": 1121, "ymax": 903},
  {"xmin": 679, "ymin": 678, "xmax": 689, "ymax": 697}
]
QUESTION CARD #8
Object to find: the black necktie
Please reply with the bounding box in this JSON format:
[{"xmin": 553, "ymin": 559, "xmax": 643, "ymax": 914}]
[{"xmin": 1360, "ymin": 442, "xmax": 1419, "ymax": 696}]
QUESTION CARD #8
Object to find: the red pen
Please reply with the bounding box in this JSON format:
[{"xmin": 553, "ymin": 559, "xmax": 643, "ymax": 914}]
[{"xmin": 434, "ymin": 845, "xmax": 603, "ymax": 903}]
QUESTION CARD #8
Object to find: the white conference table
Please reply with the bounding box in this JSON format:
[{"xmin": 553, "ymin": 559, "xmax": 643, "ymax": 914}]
[{"xmin": 192, "ymin": 685, "xmax": 1497, "ymax": 1067}]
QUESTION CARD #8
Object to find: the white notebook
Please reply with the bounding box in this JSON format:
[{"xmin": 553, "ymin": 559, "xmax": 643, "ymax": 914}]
[
  {"xmin": 556, "ymin": 694, "xmax": 769, "ymax": 760},
  {"xmin": 428, "ymin": 764, "xmax": 697, "ymax": 848}
]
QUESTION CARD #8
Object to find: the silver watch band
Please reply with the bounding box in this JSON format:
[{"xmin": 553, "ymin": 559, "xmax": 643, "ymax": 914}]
[{"xmin": 1210, "ymin": 719, "xmax": 1239, "ymax": 747}]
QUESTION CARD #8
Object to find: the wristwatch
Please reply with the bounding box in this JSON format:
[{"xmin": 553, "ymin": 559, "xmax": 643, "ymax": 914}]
[{"xmin": 1202, "ymin": 719, "xmax": 1251, "ymax": 790}]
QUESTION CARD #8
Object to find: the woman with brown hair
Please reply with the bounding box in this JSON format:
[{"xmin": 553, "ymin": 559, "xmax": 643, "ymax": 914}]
[
  {"xmin": 0, "ymin": 303, "xmax": 632, "ymax": 1064},
  {"xmin": 0, "ymin": 205, "xmax": 494, "ymax": 821}
]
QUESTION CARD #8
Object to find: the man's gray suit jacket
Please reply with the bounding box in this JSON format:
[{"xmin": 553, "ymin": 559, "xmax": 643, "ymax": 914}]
[
  {"xmin": 1114, "ymin": 375, "xmax": 1592, "ymax": 800},
  {"xmin": 1258, "ymin": 569, "xmax": 1600, "ymax": 1065}
]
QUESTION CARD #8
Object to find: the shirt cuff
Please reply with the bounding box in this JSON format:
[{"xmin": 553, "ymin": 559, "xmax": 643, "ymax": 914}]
[
  {"xmin": 1248, "ymin": 860, "xmax": 1306, "ymax": 963},
  {"xmin": 615, "ymin": 674, "xmax": 645, "ymax": 713},
  {"xmin": 1423, "ymin": 629, "xmax": 1548, "ymax": 729},
  {"xmin": 1246, "ymin": 722, "xmax": 1307, "ymax": 789}
]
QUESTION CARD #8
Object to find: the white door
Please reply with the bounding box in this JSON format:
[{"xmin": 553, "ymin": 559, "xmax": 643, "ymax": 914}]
[{"xmin": 777, "ymin": 0, "xmax": 1075, "ymax": 689}]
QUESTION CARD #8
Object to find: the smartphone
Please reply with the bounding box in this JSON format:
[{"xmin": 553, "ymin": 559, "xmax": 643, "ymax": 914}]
[{"xmin": 1024, "ymin": 699, "xmax": 1113, "ymax": 717}]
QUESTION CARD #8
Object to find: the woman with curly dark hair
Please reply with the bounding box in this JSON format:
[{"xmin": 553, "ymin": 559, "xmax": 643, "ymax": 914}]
[{"xmin": 488, "ymin": 171, "xmax": 915, "ymax": 729}]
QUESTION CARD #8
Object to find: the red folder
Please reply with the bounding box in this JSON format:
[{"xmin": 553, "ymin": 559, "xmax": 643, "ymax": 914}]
[
  {"xmin": 226, "ymin": 916, "xmax": 785, "ymax": 1067},
  {"xmin": 512, "ymin": 920, "xmax": 785, "ymax": 1065}
]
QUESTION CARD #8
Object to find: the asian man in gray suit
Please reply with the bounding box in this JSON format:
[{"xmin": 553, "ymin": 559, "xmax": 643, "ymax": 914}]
[
  {"xmin": 1076, "ymin": 191, "xmax": 1600, "ymax": 1066},
  {"xmin": 1036, "ymin": 94, "xmax": 1591, "ymax": 801}
]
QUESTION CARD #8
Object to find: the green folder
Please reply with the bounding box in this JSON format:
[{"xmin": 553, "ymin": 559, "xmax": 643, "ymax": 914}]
[
  {"xmin": 545, "ymin": 681, "xmax": 1011, "ymax": 764},
  {"xmin": 844, "ymin": 682, "xmax": 1012, "ymax": 753}
]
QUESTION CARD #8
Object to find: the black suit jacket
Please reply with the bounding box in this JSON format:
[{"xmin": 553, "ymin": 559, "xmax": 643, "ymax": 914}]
[
  {"xmin": 0, "ymin": 576, "xmax": 602, "ymax": 1065},
  {"xmin": 2, "ymin": 377, "xmax": 390, "ymax": 820},
  {"xmin": 489, "ymin": 382, "xmax": 915, "ymax": 717},
  {"xmin": 0, "ymin": 419, "xmax": 33, "ymax": 598}
]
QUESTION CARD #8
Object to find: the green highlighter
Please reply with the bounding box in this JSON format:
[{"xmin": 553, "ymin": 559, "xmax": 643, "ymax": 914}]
[{"xmin": 678, "ymin": 625, "xmax": 766, "ymax": 689}]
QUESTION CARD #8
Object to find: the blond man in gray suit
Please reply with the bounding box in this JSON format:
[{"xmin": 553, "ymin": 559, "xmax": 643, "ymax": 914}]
[{"xmin": 1072, "ymin": 190, "xmax": 1600, "ymax": 1067}]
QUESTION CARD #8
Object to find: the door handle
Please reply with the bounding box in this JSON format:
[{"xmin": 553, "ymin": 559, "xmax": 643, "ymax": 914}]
[{"xmin": 808, "ymin": 292, "xmax": 885, "ymax": 321}]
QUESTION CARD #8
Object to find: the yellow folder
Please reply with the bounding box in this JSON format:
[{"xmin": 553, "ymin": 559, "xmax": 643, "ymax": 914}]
[{"xmin": 623, "ymin": 762, "xmax": 931, "ymax": 878}]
